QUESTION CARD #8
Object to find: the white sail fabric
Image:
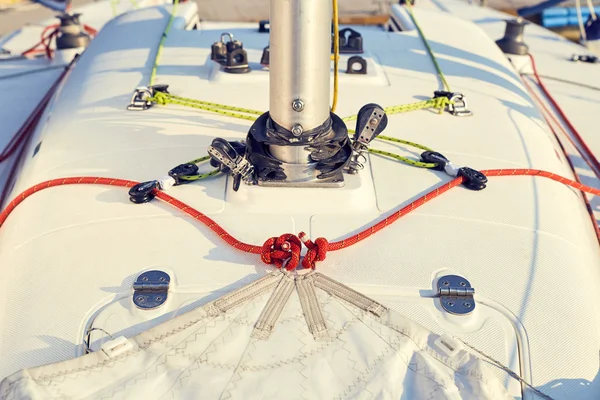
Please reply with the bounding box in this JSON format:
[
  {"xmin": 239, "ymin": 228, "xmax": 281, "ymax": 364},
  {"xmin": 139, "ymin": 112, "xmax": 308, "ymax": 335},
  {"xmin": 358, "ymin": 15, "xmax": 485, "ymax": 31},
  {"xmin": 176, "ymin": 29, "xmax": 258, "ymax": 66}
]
[{"xmin": 0, "ymin": 271, "xmax": 512, "ymax": 400}]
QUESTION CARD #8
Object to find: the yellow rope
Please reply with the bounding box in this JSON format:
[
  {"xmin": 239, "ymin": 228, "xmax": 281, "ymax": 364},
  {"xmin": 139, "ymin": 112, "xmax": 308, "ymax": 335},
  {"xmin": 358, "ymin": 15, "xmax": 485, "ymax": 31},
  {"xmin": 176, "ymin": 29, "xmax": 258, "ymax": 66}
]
[
  {"xmin": 149, "ymin": 0, "xmax": 179, "ymax": 86},
  {"xmin": 110, "ymin": 0, "xmax": 118, "ymax": 17},
  {"xmin": 178, "ymin": 155, "xmax": 221, "ymax": 181},
  {"xmin": 404, "ymin": 2, "xmax": 451, "ymax": 92},
  {"xmin": 179, "ymin": 169, "xmax": 221, "ymax": 181},
  {"xmin": 331, "ymin": 0, "xmax": 340, "ymax": 112},
  {"xmin": 343, "ymin": 97, "xmax": 452, "ymax": 124},
  {"xmin": 151, "ymin": 92, "xmax": 261, "ymax": 121},
  {"xmin": 368, "ymin": 148, "xmax": 437, "ymax": 168}
]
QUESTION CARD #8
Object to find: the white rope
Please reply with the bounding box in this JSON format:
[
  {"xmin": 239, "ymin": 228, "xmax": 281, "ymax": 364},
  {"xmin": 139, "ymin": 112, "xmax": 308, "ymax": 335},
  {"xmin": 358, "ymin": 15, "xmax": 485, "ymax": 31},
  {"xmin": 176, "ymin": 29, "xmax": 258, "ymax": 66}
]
[
  {"xmin": 459, "ymin": 339, "xmax": 554, "ymax": 400},
  {"xmin": 586, "ymin": 0, "xmax": 597, "ymax": 20},
  {"xmin": 576, "ymin": 0, "xmax": 588, "ymax": 42}
]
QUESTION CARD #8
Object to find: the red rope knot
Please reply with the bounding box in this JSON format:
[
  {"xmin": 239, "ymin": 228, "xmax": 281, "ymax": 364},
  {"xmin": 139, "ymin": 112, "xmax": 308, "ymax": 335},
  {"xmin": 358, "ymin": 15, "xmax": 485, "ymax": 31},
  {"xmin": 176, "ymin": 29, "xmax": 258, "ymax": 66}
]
[
  {"xmin": 261, "ymin": 234, "xmax": 302, "ymax": 271},
  {"xmin": 299, "ymin": 232, "xmax": 329, "ymax": 270}
]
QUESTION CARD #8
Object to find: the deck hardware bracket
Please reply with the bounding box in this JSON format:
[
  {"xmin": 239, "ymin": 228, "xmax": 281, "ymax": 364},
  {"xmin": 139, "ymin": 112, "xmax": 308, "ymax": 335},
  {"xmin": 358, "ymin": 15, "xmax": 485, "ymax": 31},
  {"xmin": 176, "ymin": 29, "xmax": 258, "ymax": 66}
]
[
  {"xmin": 261, "ymin": 46, "xmax": 270, "ymax": 66},
  {"xmin": 333, "ymin": 28, "xmax": 364, "ymax": 54},
  {"xmin": 258, "ymin": 20, "xmax": 270, "ymax": 33},
  {"xmin": 168, "ymin": 163, "xmax": 200, "ymax": 185},
  {"xmin": 133, "ymin": 270, "xmax": 170, "ymax": 310},
  {"xmin": 437, "ymin": 275, "xmax": 475, "ymax": 315},
  {"xmin": 128, "ymin": 180, "xmax": 160, "ymax": 204},
  {"xmin": 433, "ymin": 91, "xmax": 473, "ymax": 117},
  {"xmin": 420, "ymin": 151, "xmax": 449, "ymax": 171},
  {"xmin": 570, "ymin": 54, "xmax": 598, "ymax": 63},
  {"xmin": 346, "ymin": 56, "xmax": 367, "ymax": 74},
  {"xmin": 127, "ymin": 84, "xmax": 169, "ymax": 111},
  {"xmin": 458, "ymin": 167, "xmax": 487, "ymax": 190},
  {"xmin": 208, "ymin": 138, "xmax": 254, "ymax": 191},
  {"xmin": 347, "ymin": 104, "xmax": 387, "ymax": 174},
  {"xmin": 210, "ymin": 32, "xmax": 251, "ymax": 74}
]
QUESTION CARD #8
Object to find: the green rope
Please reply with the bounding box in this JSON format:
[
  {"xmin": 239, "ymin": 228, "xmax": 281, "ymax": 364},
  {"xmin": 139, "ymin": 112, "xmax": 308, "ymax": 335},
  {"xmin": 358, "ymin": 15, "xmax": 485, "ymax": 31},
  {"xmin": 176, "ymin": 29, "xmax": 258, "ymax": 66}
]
[
  {"xmin": 179, "ymin": 169, "xmax": 221, "ymax": 181},
  {"xmin": 176, "ymin": 155, "xmax": 221, "ymax": 181},
  {"xmin": 377, "ymin": 136, "xmax": 432, "ymax": 151},
  {"xmin": 149, "ymin": 0, "xmax": 179, "ymax": 86},
  {"xmin": 110, "ymin": 0, "xmax": 118, "ymax": 17},
  {"xmin": 405, "ymin": 3, "xmax": 451, "ymax": 92},
  {"xmin": 343, "ymin": 97, "xmax": 452, "ymax": 123},
  {"xmin": 368, "ymin": 136, "xmax": 437, "ymax": 169},
  {"xmin": 150, "ymin": 92, "xmax": 261, "ymax": 121},
  {"xmin": 368, "ymin": 148, "xmax": 437, "ymax": 168},
  {"xmin": 187, "ymin": 155, "xmax": 211, "ymax": 164}
]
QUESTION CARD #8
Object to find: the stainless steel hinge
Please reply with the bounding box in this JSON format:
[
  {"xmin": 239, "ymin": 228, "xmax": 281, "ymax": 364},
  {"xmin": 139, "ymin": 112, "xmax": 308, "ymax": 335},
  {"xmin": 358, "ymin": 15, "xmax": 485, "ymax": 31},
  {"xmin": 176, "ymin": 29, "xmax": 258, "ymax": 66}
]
[
  {"xmin": 133, "ymin": 270, "xmax": 170, "ymax": 310},
  {"xmin": 437, "ymin": 275, "xmax": 475, "ymax": 315}
]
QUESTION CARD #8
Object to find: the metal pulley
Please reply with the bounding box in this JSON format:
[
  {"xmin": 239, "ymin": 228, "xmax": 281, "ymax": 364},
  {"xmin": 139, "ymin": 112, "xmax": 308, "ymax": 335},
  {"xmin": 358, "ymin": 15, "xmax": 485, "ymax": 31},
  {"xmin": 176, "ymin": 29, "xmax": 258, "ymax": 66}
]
[
  {"xmin": 208, "ymin": 138, "xmax": 253, "ymax": 191},
  {"xmin": 347, "ymin": 104, "xmax": 388, "ymax": 174}
]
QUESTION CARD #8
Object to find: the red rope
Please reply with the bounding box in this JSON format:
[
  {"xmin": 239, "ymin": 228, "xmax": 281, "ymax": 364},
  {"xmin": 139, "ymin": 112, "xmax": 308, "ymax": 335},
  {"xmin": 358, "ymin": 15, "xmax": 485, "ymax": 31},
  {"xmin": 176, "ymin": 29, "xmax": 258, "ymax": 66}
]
[
  {"xmin": 21, "ymin": 25, "xmax": 59, "ymax": 58},
  {"xmin": 2, "ymin": 169, "xmax": 599, "ymax": 270},
  {"xmin": 522, "ymin": 76, "xmax": 600, "ymax": 243},
  {"xmin": 528, "ymin": 54, "xmax": 600, "ymax": 177},
  {"xmin": 83, "ymin": 24, "xmax": 98, "ymax": 37},
  {"xmin": 0, "ymin": 66, "xmax": 70, "ymax": 207},
  {"xmin": 21, "ymin": 23, "xmax": 97, "ymax": 59}
]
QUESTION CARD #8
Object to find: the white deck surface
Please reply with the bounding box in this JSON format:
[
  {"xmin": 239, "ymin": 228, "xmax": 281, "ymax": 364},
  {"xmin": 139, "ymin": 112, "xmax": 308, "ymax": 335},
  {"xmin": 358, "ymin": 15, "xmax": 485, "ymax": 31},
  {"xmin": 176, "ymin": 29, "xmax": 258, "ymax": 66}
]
[{"xmin": 0, "ymin": 2, "xmax": 600, "ymax": 399}]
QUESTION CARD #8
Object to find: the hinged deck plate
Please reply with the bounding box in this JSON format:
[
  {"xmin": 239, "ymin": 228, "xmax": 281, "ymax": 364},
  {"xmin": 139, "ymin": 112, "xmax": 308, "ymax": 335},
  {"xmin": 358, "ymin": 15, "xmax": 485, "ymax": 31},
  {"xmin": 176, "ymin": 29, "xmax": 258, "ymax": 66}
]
[
  {"xmin": 133, "ymin": 270, "xmax": 170, "ymax": 310},
  {"xmin": 437, "ymin": 274, "xmax": 475, "ymax": 315}
]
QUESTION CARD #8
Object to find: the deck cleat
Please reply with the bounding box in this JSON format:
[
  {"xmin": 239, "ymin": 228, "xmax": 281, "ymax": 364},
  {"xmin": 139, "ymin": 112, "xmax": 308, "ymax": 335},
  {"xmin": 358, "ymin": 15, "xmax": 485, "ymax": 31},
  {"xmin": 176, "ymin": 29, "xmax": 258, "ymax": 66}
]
[
  {"xmin": 458, "ymin": 167, "xmax": 487, "ymax": 190},
  {"xmin": 168, "ymin": 163, "xmax": 200, "ymax": 185},
  {"xmin": 127, "ymin": 84, "xmax": 169, "ymax": 111},
  {"xmin": 433, "ymin": 91, "xmax": 473, "ymax": 117},
  {"xmin": 129, "ymin": 180, "xmax": 160, "ymax": 203}
]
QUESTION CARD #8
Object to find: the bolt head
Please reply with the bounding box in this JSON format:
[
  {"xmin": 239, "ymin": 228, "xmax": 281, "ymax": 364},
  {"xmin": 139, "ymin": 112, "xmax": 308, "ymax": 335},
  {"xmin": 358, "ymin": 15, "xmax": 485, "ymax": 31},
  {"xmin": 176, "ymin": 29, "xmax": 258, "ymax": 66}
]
[
  {"xmin": 369, "ymin": 118, "xmax": 378, "ymax": 126},
  {"xmin": 291, "ymin": 99, "xmax": 304, "ymax": 112},
  {"xmin": 291, "ymin": 124, "xmax": 303, "ymax": 136}
]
